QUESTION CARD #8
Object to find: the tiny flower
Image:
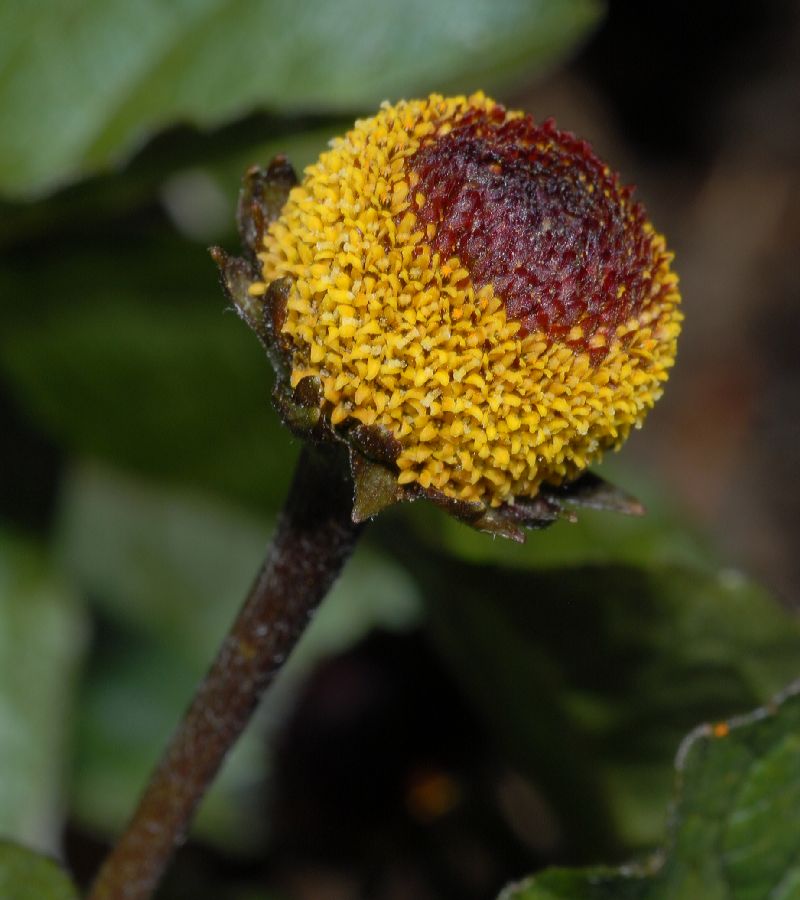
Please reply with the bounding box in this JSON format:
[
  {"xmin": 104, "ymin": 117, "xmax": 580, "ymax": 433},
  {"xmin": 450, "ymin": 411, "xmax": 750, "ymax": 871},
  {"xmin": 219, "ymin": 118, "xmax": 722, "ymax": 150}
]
[{"xmin": 213, "ymin": 94, "xmax": 681, "ymax": 539}]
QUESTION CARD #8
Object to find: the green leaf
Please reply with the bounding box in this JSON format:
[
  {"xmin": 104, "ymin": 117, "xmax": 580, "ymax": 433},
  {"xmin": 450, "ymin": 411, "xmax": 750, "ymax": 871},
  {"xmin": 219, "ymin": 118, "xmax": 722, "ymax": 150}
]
[
  {"xmin": 0, "ymin": 0, "xmax": 603, "ymax": 199},
  {"xmin": 0, "ymin": 234, "xmax": 297, "ymax": 513},
  {"xmin": 56, "ymin": 462, "xmax": 421, "ymax": 848},
  {"xmin": 406, "ymin": 542, "xmax": 800, "ymax": 855},
  {"xmin": 0, "ymin": 123, "xmax": 338, "ymax": 249},
  {"xmin": 0, "ymin": 533, "xmax": 86, "ymax": 854},
  {"xmin": 501, "ymin": 680, "xmax": 800, "ymax": 900},
  {"xmin": 0, "ymin": 842, "xmax": 78, "ymax": 900}
]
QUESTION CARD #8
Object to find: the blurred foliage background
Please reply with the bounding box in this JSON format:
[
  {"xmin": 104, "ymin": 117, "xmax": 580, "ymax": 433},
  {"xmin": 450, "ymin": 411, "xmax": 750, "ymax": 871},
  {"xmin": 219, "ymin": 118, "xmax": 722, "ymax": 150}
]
[{"xmin": 1, "ymin": 1, "xmax": 799, "ymax": 898}]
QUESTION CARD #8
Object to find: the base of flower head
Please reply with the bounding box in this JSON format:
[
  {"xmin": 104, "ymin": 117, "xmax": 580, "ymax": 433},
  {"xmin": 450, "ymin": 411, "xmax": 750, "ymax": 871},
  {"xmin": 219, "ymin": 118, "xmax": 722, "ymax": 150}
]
[
  {"xmin": 270, "ymin": 366, "xmax": 646, "ymax": 540},
  {"xmin": 349, "ymin": 444, "xmax": 645, "ymax": 541}
]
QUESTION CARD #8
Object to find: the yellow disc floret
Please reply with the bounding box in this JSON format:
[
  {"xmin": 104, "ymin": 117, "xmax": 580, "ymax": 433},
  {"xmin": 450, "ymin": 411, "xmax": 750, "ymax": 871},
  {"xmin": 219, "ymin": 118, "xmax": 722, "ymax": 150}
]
[{"xmin": 252, "ymin": 94, "xmax": 681, "ymax": 507}]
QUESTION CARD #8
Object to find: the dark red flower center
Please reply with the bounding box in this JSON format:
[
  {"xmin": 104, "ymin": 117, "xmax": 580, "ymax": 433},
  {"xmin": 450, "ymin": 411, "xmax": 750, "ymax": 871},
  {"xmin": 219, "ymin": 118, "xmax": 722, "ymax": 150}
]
[{"xmin": 409, "ymin": 109, "xmax": 654, "ymax": 346}]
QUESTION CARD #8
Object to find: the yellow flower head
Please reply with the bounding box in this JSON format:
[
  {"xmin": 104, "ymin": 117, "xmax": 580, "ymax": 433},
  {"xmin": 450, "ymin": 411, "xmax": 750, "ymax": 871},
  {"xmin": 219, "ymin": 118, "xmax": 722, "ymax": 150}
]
[{"xmin": 239, "ymin": 94, "xmax": 681, "ymax": 514}]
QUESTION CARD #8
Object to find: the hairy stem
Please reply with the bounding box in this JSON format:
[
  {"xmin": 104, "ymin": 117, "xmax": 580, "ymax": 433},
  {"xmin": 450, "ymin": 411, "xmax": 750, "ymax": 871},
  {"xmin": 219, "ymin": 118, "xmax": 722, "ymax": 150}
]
[{"xmin": 88, "ymin": 445, "xmax": 362, "ymax": 900}]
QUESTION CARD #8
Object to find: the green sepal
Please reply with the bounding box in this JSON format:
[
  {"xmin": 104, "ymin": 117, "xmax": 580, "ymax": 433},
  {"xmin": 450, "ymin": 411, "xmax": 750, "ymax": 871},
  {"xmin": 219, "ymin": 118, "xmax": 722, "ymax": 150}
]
[{"xmin": 350, "ymin": 452, "xmax": 405, "ymax": 523}]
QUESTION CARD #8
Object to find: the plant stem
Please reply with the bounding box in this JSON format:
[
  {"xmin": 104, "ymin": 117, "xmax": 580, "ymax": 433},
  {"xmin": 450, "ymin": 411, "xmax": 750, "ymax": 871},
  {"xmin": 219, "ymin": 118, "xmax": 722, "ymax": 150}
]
[{"xmin": 88, "ymin": 445, "xmax": 362, "ymax": 900}]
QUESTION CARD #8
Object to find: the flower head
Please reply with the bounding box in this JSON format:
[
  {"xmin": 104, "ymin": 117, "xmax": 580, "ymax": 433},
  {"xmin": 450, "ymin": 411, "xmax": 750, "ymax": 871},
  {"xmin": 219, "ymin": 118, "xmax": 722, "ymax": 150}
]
[{"xmin": 214, "ymin": 94, "xmax": 681, "ymax": 537}]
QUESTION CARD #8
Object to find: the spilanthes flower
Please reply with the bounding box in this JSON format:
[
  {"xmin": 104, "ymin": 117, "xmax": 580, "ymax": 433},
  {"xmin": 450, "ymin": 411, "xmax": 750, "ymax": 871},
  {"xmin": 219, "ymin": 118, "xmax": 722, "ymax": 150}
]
[
  {"xmin": 213, "ymin": 93, "xmax": 681, "ymax": 539},
  {"xmin": 93, "ymin": 95, "xmax": 682, "ymax": 900}
]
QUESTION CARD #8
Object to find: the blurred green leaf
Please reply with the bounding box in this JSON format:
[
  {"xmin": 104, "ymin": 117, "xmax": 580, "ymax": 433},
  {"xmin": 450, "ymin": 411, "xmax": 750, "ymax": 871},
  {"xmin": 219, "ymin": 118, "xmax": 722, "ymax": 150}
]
[
  {"xmin": 500, "ymin": 681, "xmax": 800, "ymax": 900},
  {"xmin": 0, "ymin": 842, "xmax": 78, "ymax": 900},
  {"xmin": 0, "ymin": 123, "xmax": 337, "ymax": 248},
  {"xmin": 0, "ymin": 533, "xmax": 86, "ymax": 854},
  {"xmin": 0, "ymin": 235, "xmax": 296, "ymax": 513},
  {"xmin": 56, "ymin": 462, "xmax": 421, "ymax": 848},
  {"xmin": 72, "ymin": 629, "xmax": 269, "ymax": 853},
  {"xmin": 405, "ymin": 540, "xmax": 800, "ymax": 855},
  {"xmin": 0, "ymin": 0, "xmax": 603, "ymax": 199}
]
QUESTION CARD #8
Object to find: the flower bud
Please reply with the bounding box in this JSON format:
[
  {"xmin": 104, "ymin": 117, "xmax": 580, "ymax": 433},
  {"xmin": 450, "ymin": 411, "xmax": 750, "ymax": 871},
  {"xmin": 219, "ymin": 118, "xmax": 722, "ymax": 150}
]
[{"xmin": 214, "ymin": 94, "xmax": 681, "ymax": 538}]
